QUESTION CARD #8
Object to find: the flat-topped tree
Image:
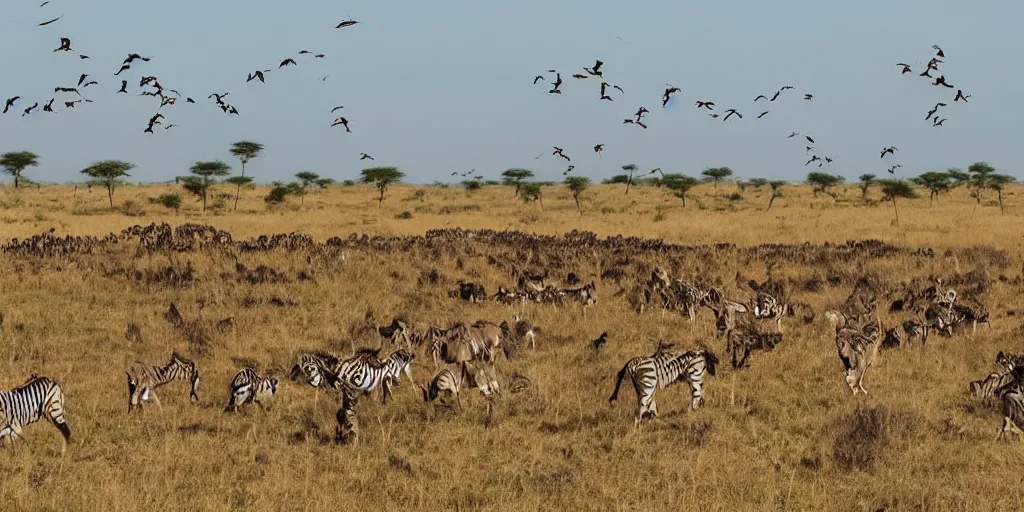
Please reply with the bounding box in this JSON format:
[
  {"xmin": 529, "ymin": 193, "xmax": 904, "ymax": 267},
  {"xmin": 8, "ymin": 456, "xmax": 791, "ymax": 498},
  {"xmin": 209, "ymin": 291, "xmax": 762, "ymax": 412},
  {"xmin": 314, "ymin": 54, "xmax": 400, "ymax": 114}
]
[
  {"xmin": 1, "ymin": 151, "xmax": 40, "ymax": 189},
  {"xmin": 179, "ymin": 160, "xmax": 231, "ymax": 211},
  {"xmin": 565, "ymin": 176, "xmax": 590, "ymax": 214},
  {"xmin": 806, "ymin": 172, "xmax": 844, "ymax": 198},
  {"xmin": 314, "ymin": 178, "xmax": 335, "ymax": 190},
  {"xmin": 520, "ymin": 182, "xmax": 543, "ymax": 209},
  {"xmin": 223, "ymin": 175, "xmax": 254, "ymax": 210},
  {"xmin": 988, "ymin": 174, "xmax": 1015, "ymax": 215},
  {"xmin": 660, "ymin": 173, "xmax": 700, "ymax": 207},
  {"xmin": 945, "ymin": 168, "xmax": 970, "ymax": 186},
  {"xmin": 229, "ymin": 141, "xmax": 264, "ymax": 178},
  {"xmin": 621, "ymin": 164, "xmax": 638, "ymax": 194},
  {"xmin": 878, "ymin": 179, "xmax": 916, "ymax": 226},
  {"xmin": 912, "ymin": 172, "xmax": 953, "ymax": 204},
  {"xmin": 80, "ymin": 160, "xmax": 134, "ymax": 209},
  {"xmin": 501, "ymin": 169, "xmax": 533, "ymax": 196},
  {"xmin": 701, "ymin": 167, "xmax": 733, "ymax": 192},
  {"xmin": 295, "ymin": 171, "xmax": 320, "ymax": 205},
  {"xmin": 968, "ymin": 162, "xmax": 995, "ymax": 206},
  {"xmin": 748, "ymin": 178, "xmax": 769, "ymax": 190},
  {"xmin": 858, "ymin": 174, "xmax": 876, "ymax": 201},
  {"xmin": 767, "ymin": 180, "xmax": 786, "ymax": 210},
  {"xmin": 360, "ymin": 167, "xmax": 404, "ymax": 204}
]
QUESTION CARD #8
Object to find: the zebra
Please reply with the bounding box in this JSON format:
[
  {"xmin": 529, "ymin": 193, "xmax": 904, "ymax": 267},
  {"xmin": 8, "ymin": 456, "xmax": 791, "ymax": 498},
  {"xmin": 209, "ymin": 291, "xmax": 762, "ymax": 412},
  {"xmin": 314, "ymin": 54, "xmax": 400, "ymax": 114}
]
[
  {"xmin": 224, "ymin": 368, "xmax": 279, "ymax": 412},
  {"xmin": 996, "ymin": 351, "xmax": 1024, "ymax": 373},
  {"xmin": 727, "ymin": 329, "xmax": 783, "ymax": 368},
  {"xmin": 609, "ymin": 348, "xmax": 719, "ymax": 426},
  {"xmin": 672, "ymin": 280, "xmax": 706, "ymax": 322},
  {"xmin": 126, "ymin": 352, "xmax": 199, "ymax": 412},
  {"xmin": 835, "ymin": 321, "xmax": 882, "ymax": 395},
  {"xmin": 329, "ymin": 349, "xmax": 416, "ymax": 404},
  {"xmin": 421, "ymin": 368, "xmax": 463, "ymax": 409},
  {"xmin": 996, "ymin": 367, "xmax": 1024, "ymax": 441},
  {"xmin": 752, "ymin": 293, "xmax": 790, "ymax": 332},
  {"xmin": 289, "ymin": 352, "xmax": 340, "ymax": 388},
  {"xmin": 969, "ymin": 372, "xmax": 1016, "ymax": 401},
  {"xmin": 0, "ymin": 375, "xmax": 71, "ymax": 450},
  {"xmin": 702, "ymin": 287, "xmax": 750, "ymax": 339}
]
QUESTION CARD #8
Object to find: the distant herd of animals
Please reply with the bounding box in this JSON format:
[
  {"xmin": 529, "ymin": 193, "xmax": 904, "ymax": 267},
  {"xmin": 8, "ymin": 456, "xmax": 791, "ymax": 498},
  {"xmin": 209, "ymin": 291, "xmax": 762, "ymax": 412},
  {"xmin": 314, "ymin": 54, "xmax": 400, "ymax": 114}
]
[{"xmin": 2, "ymin": 224, "xmax": 1023, "ymax": 450}]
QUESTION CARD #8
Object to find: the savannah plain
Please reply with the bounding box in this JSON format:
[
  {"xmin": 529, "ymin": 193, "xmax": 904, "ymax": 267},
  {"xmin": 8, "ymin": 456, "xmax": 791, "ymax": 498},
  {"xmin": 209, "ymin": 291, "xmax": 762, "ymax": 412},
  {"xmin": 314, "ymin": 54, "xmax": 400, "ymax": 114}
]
[{"xmin": 1, "ymin": 181, "xmax": 1022, "ymax": 512}]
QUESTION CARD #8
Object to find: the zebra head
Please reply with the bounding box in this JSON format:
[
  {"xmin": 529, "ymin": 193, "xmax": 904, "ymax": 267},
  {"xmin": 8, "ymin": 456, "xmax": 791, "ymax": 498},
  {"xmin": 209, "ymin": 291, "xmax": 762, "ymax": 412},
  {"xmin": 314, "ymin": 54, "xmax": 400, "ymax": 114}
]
[{"xmin": 386, "ymin": 350, "xmax": 416, "ymax": 387}]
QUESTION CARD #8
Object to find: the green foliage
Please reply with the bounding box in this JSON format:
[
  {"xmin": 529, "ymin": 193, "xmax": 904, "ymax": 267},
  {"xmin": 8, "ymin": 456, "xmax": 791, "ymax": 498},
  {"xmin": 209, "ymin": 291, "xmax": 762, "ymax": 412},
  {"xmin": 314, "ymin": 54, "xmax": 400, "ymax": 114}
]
[
  {"xmin": 395, "ymin": 211, "xmax": 413, "ymax": 220},
  {"xmin": 858, "ymin": 174, "xmax": 876, "ymax": 200},
  {"xmin": 265, "ymin": 182, "xmax": 301, "ymax": 204},
  {"xmin": 342, "ymin": 180, "xmax": 355, "ymax": 187},
  {"xmin": 806, "ymin": 172, "xmax": 845, "ymax": 197},
  {"xmin": 150, "ymin": 193, "xmax": 182, "ymax": 211},
  {"xmin": 565, "ymin": 176, "xmax": 590, "ymax": 213},
  {"xmin": 229, "ymin": 141, "xmax": 264, "ymax": 177},
  {"xmin": 0, "ymin": 151, "xmax": 40, "ymax": 189},
  {"xmin": 748, "ymin": 178, "xmax": 769, "ymax": 189},
  {"xmin": 360, "ymin": 167, "xmax": 404, "ymax": 203},
  {"xmin": 912, "ymin": 172, "xmax": 953, "ymax": 203},
  {"xmin": 945, "ymin": 168, "xmax": 970, "ymax": 184},
  {"xmin": 767, "ymin": 180, "xmax": 786, "ymax": 210},
  {"xmin": 728, "ymin": 192, "xmax": 743, "ymax": 202},
  {"xmin": 501, "ymin": 169, "xmax": 534, "ymax": 196},
  {"xmin": 81, "ymin": 160, "xmax": 135, "ymax": 208},
  {"xmin": 462, "ymin": 179, "xmax": 483, "ymax": 192},
  {"xmin": 701, "ymin": 167, "xmax": 734, "ymax": 189},
  {"xmin": 603, "ymin": 174, "xmax": 631, "ymax": 185},
  {"xmin": 520, "ymin": 182, "xmax": 542, "ymax": 204},
  {"xmin": 877, "ymin": 179, "xmax": 916, "ymax": 225},
  {"xmin": 659, "ymin": 173, "xmax": 699, "ymax": 207},
  {"xmin": 294, "ymin": 171, "xmax": 321, "ymax": 204},
  {"xmin": 314, "ymin": 178, "xmax": 335, "ymax": 189},
  {"xmin": 178, "ymin": 161, "xmax": 231, "ymax": 211}
]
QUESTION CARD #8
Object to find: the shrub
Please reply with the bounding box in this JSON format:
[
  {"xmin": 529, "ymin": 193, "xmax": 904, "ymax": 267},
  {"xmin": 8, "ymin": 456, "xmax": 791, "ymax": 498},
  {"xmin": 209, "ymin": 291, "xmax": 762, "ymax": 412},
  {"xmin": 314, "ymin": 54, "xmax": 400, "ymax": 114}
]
[
  {"xmin": 728, "ymin": 192, "xmax": 743, "ymax": 202},
  {"xmin": 395, "ymin": 211, "xmax": 413, "ymax": 220},
  {"xmin": 150, "ymin": 194, "xmax": 182, "ymax": 211},
  {"xmin": 120, "ymin": 200, "xmax": 146, "ymax": 217}
]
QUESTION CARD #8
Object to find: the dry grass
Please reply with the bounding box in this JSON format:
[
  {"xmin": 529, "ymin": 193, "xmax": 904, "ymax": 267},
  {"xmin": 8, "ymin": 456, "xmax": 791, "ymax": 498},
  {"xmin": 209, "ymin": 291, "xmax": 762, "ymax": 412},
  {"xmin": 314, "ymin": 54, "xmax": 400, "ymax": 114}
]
[{"xmin": 1, "ymin": 182, "xmax": 1023, "ymax": 511}]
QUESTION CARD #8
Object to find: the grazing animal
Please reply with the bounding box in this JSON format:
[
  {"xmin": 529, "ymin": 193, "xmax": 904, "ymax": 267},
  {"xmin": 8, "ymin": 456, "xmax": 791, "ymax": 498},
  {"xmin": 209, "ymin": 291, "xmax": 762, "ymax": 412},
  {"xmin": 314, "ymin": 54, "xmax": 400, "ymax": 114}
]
[
  {"xmin": 835, "ymin": 321, "xmax": 882, "ymax": 395},
  {"xmin": 0, "ymin": 376, "xmax": 71, "ymax": 450},
  {"xmin": 752, "ymin": 292, "xmax": 789, "ymax": 332},
  {"xmin": 591, "ymin": 332, "xmax": 608, "ymax": 351},
  {"xmin": 969, "ymin": 371, "xmax": 1015, "ymax": 401},
  {"xmin": 421, "ymin": 369, "xmax": 463, "ymax": 409},
  {"xmin": 996, "ymin": 384, "xmax": 1024, "ymax": 441},
  {"xmin": 126, "ymin": 352, "xmax": 199, "ymax": 412},
  {"xmin": 328, "ymin": 350, "xmax": 416, "ymax": 405},
  {"xmin": 609, "ymin": 348, "xmax": 718, "ymax": 426},
  {"xmin": 289, "ymin": 352, "xmax": 341, "ymax": 388},
  {"xmin": 996, "ymin": 352, "xmax": 1024, "ymax": 374},
  {"xmin": 702, "ymin": 287, "xmax": 750, "ymax": 339},
  {"xmin": 224, "ymin": 368, "xmax": 279, "ymax": 412},
  {"xmin": 881, "ymin": 320, "xmax": 929, "ymax": 349},
  {"xmin": 728, "ymin": 329, "xmax": 783, "ymax": 368}
]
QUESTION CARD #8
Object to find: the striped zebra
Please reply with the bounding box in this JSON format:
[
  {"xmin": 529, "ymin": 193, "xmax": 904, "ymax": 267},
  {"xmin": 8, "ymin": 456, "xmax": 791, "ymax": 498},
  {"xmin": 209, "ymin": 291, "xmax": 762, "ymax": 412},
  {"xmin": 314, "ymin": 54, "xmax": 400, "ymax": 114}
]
[
  {"xmin": 126, "ymin": 352, "xmax": 199, "ymax": 412},
  {"xmin": 727, "ymin": 329, "xmax": 783, "ymax": 368},
  {"xmin": 609, "ymin": 348, "xmax": 719, "ymax": 426},
  {"xmin": 329, "ymin": 349, "xmax": 416, "ymax": 404},
  {"xmin": 835, "ymin": 321, "xmax": 882, "ymax": 395},
  {"xmin": 969, "ymin": 372, "xmax": 1015, "ymax": 401},
  {"xmin": 289, "ymin": 352, "xmax": 340, "ymax": 388},
  {"xmin": 672, "ymin": 280, "xmax": 706, "ymax": 322},
  {"xmin": 421, "ymin": 368, "xmax": 463, "ymax": 409},
  {"xmin": 996, "ymin": 367, "xmax": 1024, "ymax": 441},
  {"xmin": 0, "ymin": 375, "xmax": 71, "ymax": 450},
  {"xmin": 996, "ymin": 351, "xmax": 1024, "ymax": 373},
  {"xmin": 224, "ymin": 368, "xmax": 279, "ymax": 412},
  {"xmin": 752, "ymin": 293, "xmax": 790, "ymax": 332}
]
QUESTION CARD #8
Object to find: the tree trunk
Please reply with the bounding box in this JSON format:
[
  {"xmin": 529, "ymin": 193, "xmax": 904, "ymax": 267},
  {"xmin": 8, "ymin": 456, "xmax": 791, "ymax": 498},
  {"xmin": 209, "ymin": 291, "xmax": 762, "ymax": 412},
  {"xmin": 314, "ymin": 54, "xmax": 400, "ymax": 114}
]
[
  {"xmin": 13, "ymin": 173, "xmax": 19, "ymax": 189},
  {"xmin": 378, "ymin": 186, "xmax": 386, "ymax": 204},
  {"xmin": 240, "ymin": 160, "xmax": 247, "ymax": 178},
  {"xmin": 574, "ymin": 195, "xmax": 581, "ymax": 214},
  {"xmin": 233, "ymin": 184, "xmax": 241, "ymax": 210},
  {"xmin": 301, "ymin": 191, "xmax": 305, "ymax": 205},
  {"xmin": 625, "ymin": 178, "xmax": 632, "ymax": 195},
  {"xmin": 681, "ymin": 193, "xmax": 687, "ymax": 208},
  {"xmin": 767, "ymin": 194, "xmax": 777, "ymax": 211},
  {"xmin": 998, "ymin": 190, "xmax": 1005, "ymax": 215},
  {"xmin": 892, "ymin": 197, "xmax": 900, "ymax": 226},
  {"xmin": 107, "ymin": 183, "xmax": 115, "ymax": 209},
  {"xmin": 202, "ymin": 190, "xmax": 207, "ymax": 211}
]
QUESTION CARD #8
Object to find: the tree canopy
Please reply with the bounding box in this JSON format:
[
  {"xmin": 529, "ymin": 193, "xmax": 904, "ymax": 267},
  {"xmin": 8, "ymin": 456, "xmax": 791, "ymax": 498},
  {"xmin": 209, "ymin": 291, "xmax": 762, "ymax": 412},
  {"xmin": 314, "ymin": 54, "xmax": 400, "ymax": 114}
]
[
  {"xmin": 701, "ymin": 167, "xmax": 733, "ymax": 190},
  {"xmin": 858, "ymin": 174, "xmax": 876, "ymax": 200},
  {"xmin": 912, "ymin": 172, "xmax": 953, "ymax": 203},
  {"xmin": 224, "ymin": 175, "xmax": 254, "ymax": 210},
  {"xmin": 660, "ymin": 173, "xmax": 700, "ymax": 207},
  {"xmin": 501, "ymin": 168, "xmax": 534, "ymax": 196},
  {"xmin": 878, "ymin": 179, "xmax": 916, "ymax": 225},
  {"xmin": 806, "ymin": 172, "xmax": 844, "ymax": 197},
  {"xmin": 229, "ymin": 141, "xmax": 264, "ymax": 177},
  {"xmin": 360, "ymin": 167, "xmax": 404, "ymax": 203},
  {"xmin": 179, "ymin": 160, "xmax": 231, "ymax": 211},
  {"xmin": 0, "ymin": 151, "xmax": 40, "ymax": 189},
  {"xmin": 81, "ymin": 160, "xmax": 134, "ymax": 208},
  {"xmin": 565, "ymin": 176, "xmax": 590, "ymax": 213}
]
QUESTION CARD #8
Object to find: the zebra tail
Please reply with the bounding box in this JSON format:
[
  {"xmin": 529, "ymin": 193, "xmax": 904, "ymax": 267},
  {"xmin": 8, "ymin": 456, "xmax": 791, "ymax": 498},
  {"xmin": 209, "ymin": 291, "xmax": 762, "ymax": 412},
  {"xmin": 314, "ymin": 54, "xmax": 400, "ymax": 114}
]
[
  {"xmin": 55, "ymin": 421, "xmax": 71, "ymax": 441},
  {"xmin": 704, "ymin": 350, "xmax": 719, "ymax": 376},
  {"xmin": 609, "ymin": 364, "xmax": 628, "ymax": 403}
]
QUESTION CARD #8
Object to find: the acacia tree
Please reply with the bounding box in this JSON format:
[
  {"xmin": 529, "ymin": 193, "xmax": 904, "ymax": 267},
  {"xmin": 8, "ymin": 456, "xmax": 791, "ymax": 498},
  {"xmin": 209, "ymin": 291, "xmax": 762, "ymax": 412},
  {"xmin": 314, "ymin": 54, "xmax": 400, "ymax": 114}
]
[
  {"xmin": 520, "ymin": 182, "xmax": 542, "ymax": 209},
  {"xmin": 361, "ymin": 167, "xmax": 404, "ymax": 204},
  {"xmin": 315, "ymin": 178, "xmax": 335, "ymax": 190},
  {"xmin": 80, "ymin": 160, "xmax": 134, "ymax": 208},
  {"xmin": 806, "ymin": 172, "xmax": 844, "ymax": 198},
  {"xmin": 229, "ymin": 141, "xmax": 264, "ymax": 178},
  {"xmin": 660, "ymin": 173, "xmax": 700, "ymax": 207},
  {"xmin": 224, "ymin": 175, "xmax": 254, "ymax": 210},
  {"xmin": 878, "ymin": 179, "xmax": 916, "ymax": 226},
  {"xmin": 968, "ymin": 162, "xmax": 995, "ymax": 207},
  {"xmin": 988, "ymin": 174, "xmax": 1015, "ymax": 215},
  {"xmin": 748, "ymin": 178, "xmax": 769, "ymax": 190},
  {"xmin": 621, "ymin": 164, "xmax": 638, "ymax": 194},
  {"xmin": 912, "ymin": 172, "xmax": 952, "ymax": 204},
  {"xmin": 767, "ymin": 180, "xmax": 786, "ymax": 210},
  {"xmin": 858, "ymin": 174, "xmax": 876, "ymax": 201},
  {"xmin": 0, "ymin": 151, "xmax": 40, "ymax": 189},
  {"xmin": 179, "ymin": 161, "xmax": 231, "ymax": 211},
  {"xmin": 565, "ymin": 176, "xmax": 590, "ymax": 214},
  {"xmin": 701, "ymin": 167, "xmax": 733, "ymax": 192},
  {"xmin": 295, "ymin": 171, "xmax": 320, "ymax": 205},
  {"xmin": 501, "ymin": 169, "xmax": 533, "ymax": 196}
]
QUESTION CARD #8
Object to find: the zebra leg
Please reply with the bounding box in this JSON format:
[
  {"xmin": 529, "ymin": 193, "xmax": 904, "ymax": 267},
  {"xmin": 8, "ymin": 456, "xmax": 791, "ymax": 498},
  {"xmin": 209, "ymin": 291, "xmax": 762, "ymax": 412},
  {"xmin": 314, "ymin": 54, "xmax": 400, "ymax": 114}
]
[
  {"xmin": 845, "ymin": 371, "xmax": 859, "ymax": 395},
  {"xmin": 997, "ymin": 417, "xmax": 1010, "ymax": 441},
  {"xmin": 689, "ymin": 379, "xmax": 704, "ymax": 410},
  {"xmin": 857, "ymin": 370, "xmax": 869, "ymax": 395}
]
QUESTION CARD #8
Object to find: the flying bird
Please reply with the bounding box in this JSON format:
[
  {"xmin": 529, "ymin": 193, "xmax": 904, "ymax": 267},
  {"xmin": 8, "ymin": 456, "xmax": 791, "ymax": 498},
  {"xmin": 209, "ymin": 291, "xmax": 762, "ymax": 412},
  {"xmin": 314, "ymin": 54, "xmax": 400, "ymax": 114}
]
[
  {"xmin": 360, "ymin": 153, "xmax": 374, "ymax": 161},
  {"xmin": 933, "ymin": 117, "xmax": 946, "ymax": 127},
  {"xmin": 954, "ymin": 89, "xmax": 970, "ymax": 102},
  {"xmin": 897, "ymin": 63, "xmax": 912, "ymax": 74},
  {"xmin": 932, "ymin": 75, "xmax": 954, "ymax": 88},
  {"xmin": 54, "ymin": 37, "xmax": 72, "ymax": 52},
  {"xmin": 117, "ymin": 80, "xmax": 128, "ymax": 93},
  {"xmin": 803, "ymin": 94, "xmax": 813, "ymax": 101},
  {"xmin": 787, "ymin": 132, "xmax": 799, "ymax": 138},
  {"xmin": 82, "ymin": 81, "xmax": 98, "ymax": 88},
  {"xmin": 55, "ymin": 87, "xmax": 80, "ymax": 95},
  {"xmin": 164, "ymin": 124, "xmax": 178, "ymax": 130},
  {"xmin": 247, "ymin": 70, "xmax": 268, "ymax": 83},
  {"xmin": 633, "ymin": 106, "xmax": 649, "ymax": 121},
  {"xmin": 572, "ymin": 73, "xmax": 588, "ymax": 79},
  {"xmin": 806, "ymin": 136, "xmax": 815, "ymax": 143},
  {"xmin": 932, "ymin": 45, "xmax": 944, "ymax": 58},
  {"xmin": 39, "ymin": 16, "xmax": 61, "ymax": 26},
  {"xmin": 552, "ymin": 146, "xmax": 570, "ymax": 161},
  {"xmin": 806, "ymin": 156, "xmax": 820, "ymax": 166},
  {"xmin": 662, "ymin": 86, "xmax": 680, "ymax": 107},
  {"xmin": 757, "ymin": 111, "xmax": 769, "ymax": 118},
  {"xmin": 563, "ymin": 165, "xmax": 575, "ymax": 175},
  {"xmin": 115, "ymin": 54, "xmax": 150, "ymax": 75},
  {"xmin": 42, "ymin": 99, "xmax": 54, "ymax": 112},
  {"xmin": 754, "ymin": 94, "xmax": 769, "ymax": 102},
  {"xmin": 548, "ymin": 73, "xmax": 563, "ymax": 94},
  {"xmin": 22, "ymin": 102, "xmax": 39, "ymax": 116},
  {"xmin": 583, "ymin": 59, "xmax": 604, "ymax": 77},
  {"xmin": 533, "ymin": 75, "xmax": 545, "ymax": 85},
  {"xmin": 623, "ymin": 119, "xmax": 648, "ymax": 128},
  {"xmin": 887, "ymin": 164, "xmax": 902, "ymax": 174},
  {"xmin": 925, "ymin": 102, "xmax": 946, "ymax": 120},
  {"xmin": 331, "ymin": 106, "xmax": 344, "ymax": 112},
  {"xmin": 723, "ymin": 109, "xmax": 742, "ymax": 121},
  {"xmin": 593, "ymin": 144, "xmax": 604, "ymax": 154},
  {"xmin": 331, "ymin": 117, "xmax": 351, "ymax": 132},
  {"xmin": 599, "ymin": 82, "xmax": 614, "ymax": 101},
  {"xmin": 695, "ymin": 101, "xmax": 714, "ymax": 110},
  {"xmin": 279, "ymin": 58, "xmax": 297, "ymax": 68},
  {"xmin": 319, "ymin": 75, "xmax": 330, "ymax": 82},
  {"xmin": 336, "ymin": 20, "xmax": 359, "ymax": 28},
  {"xmin": 880, "ymin": 146, "xmax": 898, "ymax": 158}
]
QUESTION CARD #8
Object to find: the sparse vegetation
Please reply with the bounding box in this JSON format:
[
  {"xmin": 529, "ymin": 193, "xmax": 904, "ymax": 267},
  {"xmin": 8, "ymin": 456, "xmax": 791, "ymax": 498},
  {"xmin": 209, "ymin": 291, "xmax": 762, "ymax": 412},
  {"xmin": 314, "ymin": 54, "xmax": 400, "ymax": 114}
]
[
  {"xmin": 80, "ymin": 160, "xmax": 134, "ymax": 209},
  {"xmin": 0, "ymin": 151, "xmax": 40, "ymax": 189}
]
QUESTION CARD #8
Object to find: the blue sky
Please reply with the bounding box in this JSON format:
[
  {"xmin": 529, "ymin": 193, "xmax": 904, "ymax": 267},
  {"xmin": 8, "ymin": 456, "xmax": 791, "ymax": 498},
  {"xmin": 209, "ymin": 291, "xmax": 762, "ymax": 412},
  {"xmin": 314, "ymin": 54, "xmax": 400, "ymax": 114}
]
[{"xmin": 0, "ymin": 0, "xmax": 1019, "ymax": 184}]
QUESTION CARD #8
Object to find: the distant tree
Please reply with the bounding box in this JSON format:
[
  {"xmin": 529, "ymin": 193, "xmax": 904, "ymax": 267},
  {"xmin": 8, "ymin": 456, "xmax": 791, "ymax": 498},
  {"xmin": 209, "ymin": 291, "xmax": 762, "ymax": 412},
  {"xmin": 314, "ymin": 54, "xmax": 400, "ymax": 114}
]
[
  {"xmin": 701, "ymin": 167, "xmax": 734, "ymax": 192},
  {"xmin": 912, "ymin": 172, "xmax": 953, "ymax": 204},
  {"xmin": 858, "ymin": 174, "xmax": 876, "ymax": 201},
  {"xmin": 878, "ymin": 180, "xmax": 916, "ymax": 225},
  {"xmin": 736, "ymin": 180, "xmax": 749, "ymax": 192},
  {"xmin": 603, "ymin": 174, "xmax": 630, "ymax": 184},
  {"xmin": 748, "ymin": 178, "xmax": 769, "ymax": 190},
  {"xmin": 314, "ymin": 178, "xmax": 335, "ymax": 190},
  {"xmin": 360, "ymin": 167, "xmax": 404, "ymax": 204},
  {"xmin": 501, "ymin": 169, "xmax": 533, "ymax": 196},
  {"xmin": 520, "ymin": 182, "xmax": 543, "ymax": 208},
  {"xmin": 265, "ymin": 183, "xmax": 297, "ymax": 204},
  {"xmin": 223, "ymin": 175, "xmax": 254, "ymax": 210},
  {"xmin": 621, "ymin": 164, "xmax": 638, "ymax": 194},
  {"xmin": 80, "ymin": 160, "xmax": 134, "ymax": 209},
  {"xmin": 462, "ymin": 179, "xmax": 484, "ymax": 193},
  {"xmin": 0, "ymin": 151, "xmax": 40, "ymax": 189},
  {"xmin": 229, "ymin": 141, "xmax": 264, "ymax": 178},
  {"xmin": 179, "ymin": 161, "xmax": 231, "ymax": 211},
  {"xmin": 945, "ymin": 168, "xmax": 970, "ymax": 186},
  {"xmin": 295, "ymin": 171, "xmax": 320, "ymax": 205},
  {"xmin": 806, "ymin": 172, "xmax": 844, "ymax": 198},
  {"xmin": 151, "ymin": 193, "xmax": 182, "ymax": 211},
  {"xmin": 766, "ymin": 180, "xmax": 786, "ymax": 210},
  {"xmin": 988, "ymin": 174, "xmax": 1016, "ymax": 215},
  {"xmin": 660, "ymin": 173, "xmax": 700, "ymax": 207},
  {"xmin": 565, "ymin": 176, "xmax": 590, "ymax": 214},
  {"xmin": 968, "ymin": 162, "xmax": 996, "ymax": 206}
]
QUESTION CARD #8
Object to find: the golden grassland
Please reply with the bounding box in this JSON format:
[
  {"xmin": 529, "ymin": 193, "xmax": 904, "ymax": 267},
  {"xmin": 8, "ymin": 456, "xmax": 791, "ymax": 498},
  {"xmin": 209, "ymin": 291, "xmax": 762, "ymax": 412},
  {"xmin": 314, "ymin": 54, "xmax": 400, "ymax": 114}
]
[{"xmin": 1, "ymin": 182, "xmax": 1024, "ymax": 511}]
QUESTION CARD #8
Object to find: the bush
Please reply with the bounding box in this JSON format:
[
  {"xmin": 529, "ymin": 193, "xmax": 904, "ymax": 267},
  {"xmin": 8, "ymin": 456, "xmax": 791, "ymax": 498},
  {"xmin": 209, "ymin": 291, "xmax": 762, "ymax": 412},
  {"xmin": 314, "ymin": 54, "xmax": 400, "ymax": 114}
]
[
  {"xmin": 150, "ymin": 194, "xmax": 182, "ymax": 211},
  {"xmin": 120, "ymin": 200, "xmax": 146, "ymax": 217},
  {"xmin": 395, "ymin": 211, "xmax": 413, "ymax": 220},
  {"xmin": 341, "ymin": 180, "xmax": 355, "ymax": 187},
  {"xmin": 265, "ymin": 186, "xmax": 291, "ymax": 204},
  {"xmin": 728, "ymin": 192, "xmax": 743, "ymax": 202}
]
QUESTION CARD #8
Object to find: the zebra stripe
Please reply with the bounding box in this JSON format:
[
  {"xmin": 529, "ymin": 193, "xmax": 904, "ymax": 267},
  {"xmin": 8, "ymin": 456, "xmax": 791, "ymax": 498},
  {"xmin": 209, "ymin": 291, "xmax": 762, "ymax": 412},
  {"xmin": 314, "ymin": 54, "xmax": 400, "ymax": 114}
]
[
  {"xmin": 609, "ymin": 349, "xmax": 718, "ymax": 426},
  {"xmin": 126, "ymin": 352, "xmax": 199, "ymax": 412},
  {"xmin": 997, "ymin": 383, "xmax": 1024, "ymax": 441},
  {"xmin": 996, "ymin": 352, "xmax": 1024, "ymax": 374},
  {"xmin": 969, "ymin": 372, "xmax": 1016, "ymax": 401},
  {"xmin": 225, "ymin": 368, "xmax": 279, "ymax": 412},
  {"xmin": 422, "ymin": 369, "xmax": 463, "ymax": 409},
  {"xmin": 289, "ymin": 352, "xmax": 340, "ymax": 388},
  {"xmin": 329, "ymin": 350, "xmax": 415, "ymax": 404},
  {"xmin": 0, "ymin": 376, "xmax": 71, "ymax": 447}
]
